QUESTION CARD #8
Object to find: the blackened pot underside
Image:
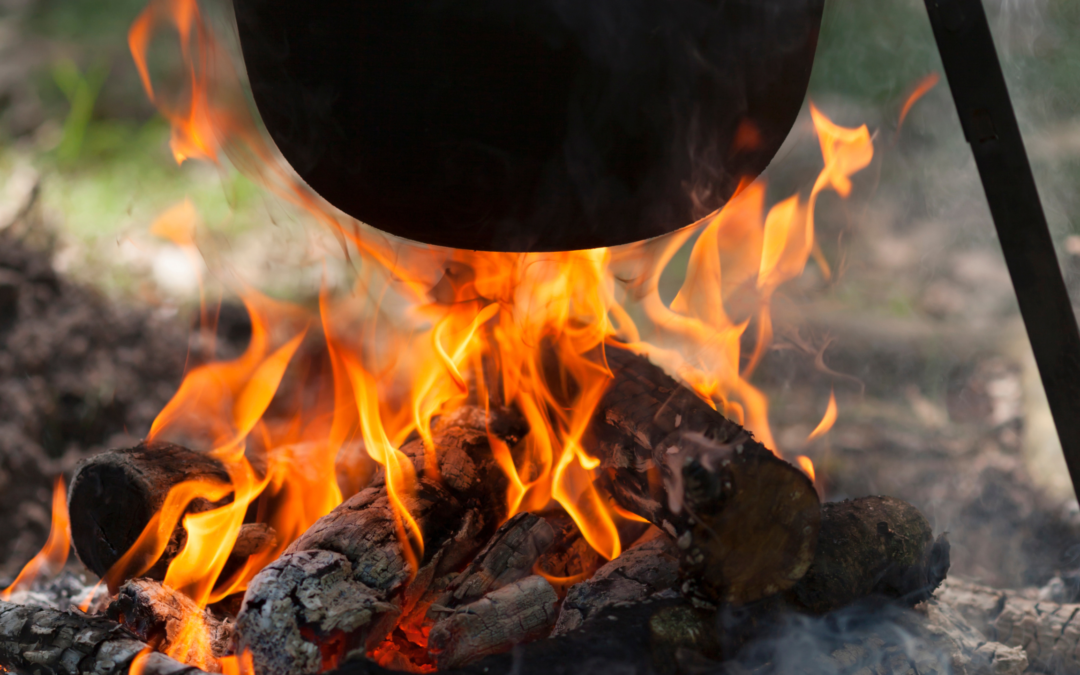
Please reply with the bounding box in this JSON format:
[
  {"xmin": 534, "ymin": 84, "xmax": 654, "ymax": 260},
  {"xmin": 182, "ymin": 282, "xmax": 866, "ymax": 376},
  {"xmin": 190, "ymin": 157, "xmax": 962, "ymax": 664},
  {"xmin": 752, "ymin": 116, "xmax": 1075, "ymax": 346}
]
[{"xmin": 234, "ymin": 0, "xmax": 824, "ymax": 251}]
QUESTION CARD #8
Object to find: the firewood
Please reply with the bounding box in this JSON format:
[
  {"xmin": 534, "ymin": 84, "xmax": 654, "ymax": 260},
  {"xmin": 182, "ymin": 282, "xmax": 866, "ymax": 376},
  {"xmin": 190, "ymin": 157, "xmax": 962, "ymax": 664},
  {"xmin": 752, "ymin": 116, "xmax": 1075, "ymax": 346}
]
[
  {"xmin": 0, "ymin": 598, "xmax": 210, "ymax": 675},
  {"xmin": 68, "ymin": 441, "xmax": 232, "ymax": 583},
  {"xmin": 531, "ymin": 511, "xmax": 605, "ymax": 595},
  {"xmin": 552, "ymin": 530, "xmax": 680, "ymax": 636},
  {"xmin": 426, "ymin": 575, "xmax": 558, "ymax": 669},
  {"xmin": 69, "ymin": 440, "xmax": 354, "ymax": 588},
  {"xmin": 589, "ymin": 345, "xmax": 821, "ymax": 605},
  {"xmin": 428, "ymin": 512, "xmax": 555, "ymax": 614},
  {"xmin": 787, "ymin": 496, "xmax": 951, "ymax": 613},
  {"xmin": 106, "ymin": 578, "xmax": 233, "ymax": 668},
  {"xmin": 235, "ymin": 406, "xmax": 525, "ymax": 675}
]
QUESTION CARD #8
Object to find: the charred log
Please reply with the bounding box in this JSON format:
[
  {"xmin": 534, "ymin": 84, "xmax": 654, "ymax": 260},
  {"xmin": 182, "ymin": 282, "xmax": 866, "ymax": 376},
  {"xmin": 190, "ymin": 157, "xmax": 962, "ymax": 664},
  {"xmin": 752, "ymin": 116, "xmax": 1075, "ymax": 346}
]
[
  {"xmin": 67, "ymin": 441, "xmax": 231, "ymax": 583},
  {"xmin": 0, "ymin": 598, "xmax": 209, "ymax": 675},
  {"xmin": 235, "ymin": 406, "xmax": 526, "ymax": 675},
  {"xmin": 589, "ymin": 346, "xmax": 821, "ymax": 605},
  {"xmin": 552, "ymin": 530, "xmax": 680, "ymax": 636},
  {"xmin": 788, "ymin": 496, "xmax": 951, "ymax": 613},
  {"xmin": 69, "ymin": 440, "xmax": 345, "ymax": 589},
  {"xmin": 428, "ymin": 512, "xmax": 554, "ymax": 614},
  {"xmin": 427, "ymin": 575, "xmax": 558, "ymax": 670},
  {"xmin": 106, "ymin": 578, "xmax": 233, "ymax": 667}
]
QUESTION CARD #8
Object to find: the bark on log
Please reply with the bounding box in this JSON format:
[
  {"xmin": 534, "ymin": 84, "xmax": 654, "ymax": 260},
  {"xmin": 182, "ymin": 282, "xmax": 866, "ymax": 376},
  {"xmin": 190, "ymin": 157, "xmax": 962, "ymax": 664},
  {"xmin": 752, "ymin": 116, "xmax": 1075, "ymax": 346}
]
[
  {"xmin": 107, "ymin": 579, "xmax": 233, "ymax": 667},
  {"xmin": 69, "ymin": 441, "xmax": 352, "ymax": 587},
  {"xmin": 426, "ymin": 575, "xmax": 558, "ymax": 670},
  {"xmin": 938, "ymin": 578, "xmax": 1080, "ymax": 675},
  {"xmin": 68, "ymin": 441, "xmax": 231, "ymax": 582},
  {"xmin": 235, "ymin": 406, "xmax": 526, "ymax": 675},
  {"xmin": 788, "ymin": 496, "xmax": 951, "ymax": 613},
  {"xmin": 0, "ymin": 598, "xmax": 209, "ymax": 675},
  {"xmin": 589, "ymin": 346, "xmax": 821, "ymax": 605},
  {"xmin": 552, "ymin": 530, "xmax": 680, "ymax": 636}
]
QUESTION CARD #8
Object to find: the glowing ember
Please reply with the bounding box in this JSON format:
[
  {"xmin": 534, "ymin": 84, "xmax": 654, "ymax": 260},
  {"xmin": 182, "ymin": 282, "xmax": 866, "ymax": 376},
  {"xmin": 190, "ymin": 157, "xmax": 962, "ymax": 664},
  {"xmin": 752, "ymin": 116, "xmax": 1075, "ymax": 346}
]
[{"xmin": 1, "ymin": 477, "xmax": 69, "ymax": 600}]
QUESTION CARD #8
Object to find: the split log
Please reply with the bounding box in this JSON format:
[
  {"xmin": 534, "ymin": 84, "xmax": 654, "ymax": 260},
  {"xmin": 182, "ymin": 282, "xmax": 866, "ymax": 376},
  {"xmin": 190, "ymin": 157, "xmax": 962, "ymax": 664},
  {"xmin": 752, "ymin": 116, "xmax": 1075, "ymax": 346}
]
[
  {"xmin": 68, "ymin": 441, "xmax": 232, "ymax": 582},
  {"xmin": 0, "ymin": 598, "xmax": 209, "ymax": 675},
  {"xmin": 552, "ymin": 530, "xmax": 680, "ymax": 636},
  {"xmin": 235, "ymin": 406, "xmax": 526, "ymax": 675},
  {"xmin": 426, "ymin": 575, "xmax": 558, "ymax": 669},
  {"xmin": 787, "ymin": 496, "xmax": 951, "ymax": 613},
  {"xmin": 107, "ymin": 578, "xmax": 233, "ymax": 667},
  {"xmin": 589, "ymin": 345, "xmax": 821, "ymax": 605},
  {"xmin": 938, "ymin": 577, "xmax": 1080, "ymax": 675}
]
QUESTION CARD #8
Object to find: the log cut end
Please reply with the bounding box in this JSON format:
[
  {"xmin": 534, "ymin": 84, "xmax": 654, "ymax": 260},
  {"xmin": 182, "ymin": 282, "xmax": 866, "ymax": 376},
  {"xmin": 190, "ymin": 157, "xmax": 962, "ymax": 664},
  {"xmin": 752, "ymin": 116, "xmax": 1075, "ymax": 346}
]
[
  {"xmin": 68, "ymin": 441, "xmax": 231, "ymax": 580},
  {"xmin": 674, "ymin": 434, "xmax": 821, "ymax": 605},
  {"xmin": 595, "ymin": 345, "xmax": 821, "ymax": 605}
]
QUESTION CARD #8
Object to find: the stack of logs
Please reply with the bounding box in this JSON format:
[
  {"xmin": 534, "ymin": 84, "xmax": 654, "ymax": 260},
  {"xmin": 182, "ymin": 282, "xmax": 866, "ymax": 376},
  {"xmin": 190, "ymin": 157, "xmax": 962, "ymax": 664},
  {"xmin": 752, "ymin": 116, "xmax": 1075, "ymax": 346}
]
[{"xmin": 0, "ymin": 347, "xmax": 951, "ymax": 675}]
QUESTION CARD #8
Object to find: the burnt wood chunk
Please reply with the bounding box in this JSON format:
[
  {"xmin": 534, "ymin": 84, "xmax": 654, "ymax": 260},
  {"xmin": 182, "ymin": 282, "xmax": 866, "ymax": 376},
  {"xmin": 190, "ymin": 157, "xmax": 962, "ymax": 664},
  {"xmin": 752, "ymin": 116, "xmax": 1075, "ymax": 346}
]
[
  {"xmin": 235, "ymin": 406, "xmax": 526, "ymax": 675},
  {"xmin": 553, "ymin": 531, "xmax": 680, "ymax": 636},
  {"xmin": 427, "ymin": 575, "xmax": 558, "ymax": 669},
  {"xmin": 0, "ymin": 598, "xmax": 210, "ymax": 675},
  {"xmin": 68, "ymin": 441, "xmax": 231, "ymax": 583},
  {"xmin": 428, "ymin": 512, "xmax": 555, "ymax": 614},
  {"xmin": 788, "ymin": 496, "xmax": 951, "ymax": 614},
  {"xmin": 107, "ymin": 578, "xmax": 233, "ymax": 667},
  {"xmin": 589, "ymin": 346, "xmax": 821, "ymax": 605}
]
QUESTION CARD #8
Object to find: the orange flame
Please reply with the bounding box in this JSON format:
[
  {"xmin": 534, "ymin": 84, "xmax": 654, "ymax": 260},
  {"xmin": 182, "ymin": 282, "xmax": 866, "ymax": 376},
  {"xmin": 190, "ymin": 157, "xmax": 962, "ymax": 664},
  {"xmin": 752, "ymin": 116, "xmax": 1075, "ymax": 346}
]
[
  {"xmin": 1, "ymin": 477, "xmax": 69, "ymax": 599},
  {"xmin": 795, "ymin": 456, "xmax": 816, "ymax": 483},
  {"xmin": 898, "ymin": 73, "xmax": 941, "ymax": 132},
  {"xmin": 129, "ymin": 646, "xmax": 155, "ymax": 675},
  {"xmin": 807, "ymin": 389, "xmax": 838, "ymax": 442},
  {"xmin": 120, "ymin": 0, "xmax": 876, "ymax": 667}
]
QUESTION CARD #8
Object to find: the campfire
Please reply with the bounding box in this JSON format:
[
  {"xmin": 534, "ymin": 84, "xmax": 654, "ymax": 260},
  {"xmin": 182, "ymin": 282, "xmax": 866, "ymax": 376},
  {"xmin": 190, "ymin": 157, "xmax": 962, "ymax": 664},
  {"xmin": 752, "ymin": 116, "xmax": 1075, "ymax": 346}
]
[{"xmin": 2, "ymin": 1, "xmax": 1078, "ymax": 675}]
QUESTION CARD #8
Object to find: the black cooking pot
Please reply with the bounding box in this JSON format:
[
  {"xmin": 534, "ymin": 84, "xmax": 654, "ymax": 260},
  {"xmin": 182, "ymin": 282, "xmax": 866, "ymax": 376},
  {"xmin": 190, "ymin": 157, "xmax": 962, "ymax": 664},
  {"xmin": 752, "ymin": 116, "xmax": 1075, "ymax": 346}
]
[{"xmin": 234, "ymin": 0, "xmax": 825, "ymax": 251}]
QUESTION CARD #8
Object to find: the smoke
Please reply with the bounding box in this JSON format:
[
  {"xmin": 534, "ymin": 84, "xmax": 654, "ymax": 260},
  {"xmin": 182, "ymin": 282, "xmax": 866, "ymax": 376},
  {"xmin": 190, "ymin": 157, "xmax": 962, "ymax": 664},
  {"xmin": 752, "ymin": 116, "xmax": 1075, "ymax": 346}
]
[{"xmin": 726, "ymin": 601, "xmax": 952, "ymax": 675}]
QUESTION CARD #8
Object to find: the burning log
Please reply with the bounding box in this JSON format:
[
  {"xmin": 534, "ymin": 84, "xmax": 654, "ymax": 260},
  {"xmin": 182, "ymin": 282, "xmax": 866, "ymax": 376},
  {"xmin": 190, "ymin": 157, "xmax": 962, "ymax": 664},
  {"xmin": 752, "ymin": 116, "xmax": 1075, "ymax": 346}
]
[
  {"xmin": 106, "ymin": 578, "xmax": 233, "ymax": 668},
  {"xmin": 552, "ymin": 529, "xmax": 680, "ymax": 636},
  {"xmin": 788, "ymin": 496, "xmax": 951, "ymax": 613},
  {"xmin": 235, "ymin": 406, "xmax": 525, "ymax": 675},
  {"xmin": 428, "ymin": 512, "xmax": 554, "ymax": 612},
  {"xmin": 589, "ymin": 346, "xmax": 821, "ymax": 605},
  {"xmin": 67, "ymin": 441, "xmax": 232, "ymax": 582},
  {"xmin": 0, "ymin": 598, "xmax": 209, "ymax": 675},
  {"xmin": 68, "ymin": 439, "xmax": 330, "ymax": 591}
]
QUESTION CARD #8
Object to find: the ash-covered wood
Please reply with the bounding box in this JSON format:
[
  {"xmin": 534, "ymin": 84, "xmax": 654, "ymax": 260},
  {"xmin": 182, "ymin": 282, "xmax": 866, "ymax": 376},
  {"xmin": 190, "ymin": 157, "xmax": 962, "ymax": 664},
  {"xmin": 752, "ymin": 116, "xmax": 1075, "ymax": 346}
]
[
  {"xmin": 427, "ymin": 574, "xmax": 558, "ymax": 669},
  {"xmin": 788, "ymin": 496, "xmax": 951, "ymax": 613},
  {"xmin": 0, "ymin": 598, "xmax": 209, "ymax": 675},
  {"xmin": 68, "ymin": 441, "xmax": 232, "ymax": 582},
  {"xmin": 589, "ymin": 345, "xmax": 821, "ymax": 605},
  {"xmin": 235, "ymin": 406, "xmax": 526, "ymax": 675},
  {"xmin": 939, "ymin": 578, "xmax": 1080, "ymax": 675},
  {"xmin": 552, "ymin": 530, "xmax": 680, "ymax": 636},
  {"xmin": 106, "ymin": 578, "xmax": 233, "ymax": 666}
]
